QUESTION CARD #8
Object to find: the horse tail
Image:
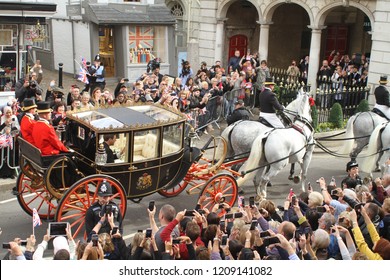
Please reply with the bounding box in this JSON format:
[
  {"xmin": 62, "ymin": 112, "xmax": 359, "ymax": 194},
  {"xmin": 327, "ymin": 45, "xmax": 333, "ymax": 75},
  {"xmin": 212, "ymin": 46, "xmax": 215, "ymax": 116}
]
[
  {"xmin": 339, "ymin": 114, "xmax": 357, "ymax": 155},
  {"xmin": 236, "ymin": 132, "xmax": 266, "ymax": 187},
  {"xmin": 360, "ymin": 123, "xmax": 385, "ymax": 173}
]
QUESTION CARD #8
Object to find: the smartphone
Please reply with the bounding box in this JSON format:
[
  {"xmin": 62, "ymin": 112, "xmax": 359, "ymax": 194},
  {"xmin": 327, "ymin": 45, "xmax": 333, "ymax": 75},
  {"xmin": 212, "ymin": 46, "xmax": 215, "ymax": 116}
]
[
  {"xmin": 92, "ymin": 234, "xmax": 99, "ymax": 247},
  {"xmin": 221, "ymin": 234, "xmax": 228, "ymax": 246},
  {"xmin": 316, "ymin": 206, "xmax": 326, "ymax": 213},
  {"xmin": 123, "ymin": 78, "xmax": 129, "ymax": 82},
  {"xmin": 48, "ymin": 222, "xmax": 69, "ymax": 236},
  {"xmin": 250, "ymin": 219, "xmax": 258, "ymax": 231},
  {"xmin": 148, "ymin": 200, "xmax": 155, "ymax": 212},
  {"xmin": 112, "ymin": 226, "xmax": 119, "ymax": 235},
  {"xmin": 291, "ymin": 195, "xmax": 297, "ymax": 205},
  {"xmin": 224, "ymin": 213, "xmax": 234, "ymax": 219},
  {"xmin": 172, "ymin": 239, "xmax": 181, "ymax": 244},
  {"xmin": 145, "ymin": 228, "xmax": 152, "ymax": 238},
  {"xmin": 184, "ymin": 210, "xmax": 195, "ymax": 216},
  {"xmin": 2, "ymin": 243, "xmax": 11, "ymax": 249},
  {"xmin": 262, "ymin": 236, "xmax": 280, "ymax": 247},
  {"xmin": 218, "ymin": 204, "xmax": 225, "ymax": 209},
  {"xmin": 233, "ymin": 212, "xmax": 243, "ymax": 219},
  {"xmin": 249, "ymin": 196, "xmax": 255, "ymax": 208},
  {"xmin": 137, "ymin": 229, "xmax": 143, "ymax": 233},
  {"xmin": 197, "ymin": 209, "xmax": 206, "ymax": 215},
  {"xmin": 20, "ymin": 240, "xmax": 28, "ymax": 246},
  {"xmin": 105, "ymin": 204, "xmax": 113, "ymax": 215},
  {"xmin": 220, "ymin": 220, "xmax": 226, "ymax": 231},
  {"xmin": 260, "ymin": 231, "xmax": 271, "ymax": 238},
  {"xmin": 295, "ymin": 231, "xmax": 301, "ymax": 241}
]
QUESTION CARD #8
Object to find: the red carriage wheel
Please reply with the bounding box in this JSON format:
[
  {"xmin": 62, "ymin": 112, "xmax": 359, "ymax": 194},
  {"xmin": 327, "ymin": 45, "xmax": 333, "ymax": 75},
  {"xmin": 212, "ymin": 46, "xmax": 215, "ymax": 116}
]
[
  {"xmin": 199, "ymin": 173, "xmax": 238, "ymax": 216},
  {"xmin": 55, "ymin": 174, "xmax": 127, "ymax": 239},
  {"xmin": 158, "ymin": 181, "xmax": 188, "ymax": 198},
  {"xmin": 16, "ymin": 172, "xmax": 58, "ymax": 220}
]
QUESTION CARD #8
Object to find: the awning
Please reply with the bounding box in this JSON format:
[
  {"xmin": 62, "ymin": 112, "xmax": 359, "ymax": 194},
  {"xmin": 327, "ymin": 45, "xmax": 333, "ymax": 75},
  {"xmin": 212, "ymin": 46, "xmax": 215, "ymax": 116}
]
[
  {"xmin": 86, "ymin": 3, "xmax": 175, "ymax": 25},
  {"xmin": 0, "ymin": 1, "xmax": 57, "ymax": 24}
]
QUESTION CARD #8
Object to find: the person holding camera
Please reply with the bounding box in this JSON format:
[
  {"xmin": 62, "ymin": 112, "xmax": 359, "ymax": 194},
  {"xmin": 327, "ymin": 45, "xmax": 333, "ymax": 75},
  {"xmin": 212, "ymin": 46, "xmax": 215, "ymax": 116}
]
[
  {"xmin": 179, "ymin": 60, "xmax": 193, "ymax": 86},
  {"xmin": 317, "ymin": 60, "xmax": 333, "ymax": 90},
  {"xmin": 15, "ymin": 74, "xmax": 43, "ymax": 104},
  {"xmin": 85, "ymin": 180, "xmax": 123, "ymax": 241}
]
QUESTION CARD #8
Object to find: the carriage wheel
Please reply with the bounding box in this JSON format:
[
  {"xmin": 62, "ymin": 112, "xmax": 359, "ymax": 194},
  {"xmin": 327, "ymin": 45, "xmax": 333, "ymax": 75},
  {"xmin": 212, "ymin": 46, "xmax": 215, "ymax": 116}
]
[
  {"xmin": 16, "ymin": 172, "xmax": 58, "ymax": 220},
  {"xmin": 44, "ymin": 156, "xmax": 84, "ymax": 200},
  {"xmin": 55, "ymin": 174, "xmax": 127, "ymax": 239},
  {"xmin": 199, "ymin": 174, "xmax": 238, "ymax": 216},
  {"xmin": 157, "ymin": 181, "xmax": 188, "ymax": 198}
]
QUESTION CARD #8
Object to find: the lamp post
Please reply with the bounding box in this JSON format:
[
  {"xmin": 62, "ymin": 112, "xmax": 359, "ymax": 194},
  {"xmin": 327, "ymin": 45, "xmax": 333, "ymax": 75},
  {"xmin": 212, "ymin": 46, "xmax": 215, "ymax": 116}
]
[{"xmin": 58, "ymin": 62, "xmax": 63, "ymax": 88}]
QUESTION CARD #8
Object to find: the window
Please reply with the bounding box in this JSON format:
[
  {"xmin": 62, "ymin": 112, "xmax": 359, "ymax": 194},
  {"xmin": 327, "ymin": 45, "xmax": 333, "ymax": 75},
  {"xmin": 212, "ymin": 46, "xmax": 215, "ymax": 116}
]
[
  {"xmin": 133, "ymin": 129, "xmax": 159, "ymax": 162},
  {"xmin": 112, "ymin": 133, "xmax": 129, "ymax": 163},
  {"xmin": 170, "ymin": 3, "xmax": 184, "ymax": 17},
  {"xmin": 162, "ymin": 124, "xmax": 183, "ymax": 156},
  {"xmin": 128, "ymin": 26, "xmax": 167, "ymax": 64}
]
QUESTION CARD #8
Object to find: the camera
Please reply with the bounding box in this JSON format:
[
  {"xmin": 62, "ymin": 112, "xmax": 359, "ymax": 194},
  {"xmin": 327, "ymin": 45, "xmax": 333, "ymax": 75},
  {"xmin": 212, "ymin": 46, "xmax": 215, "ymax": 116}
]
[
  {"xmin": 172, "ymin": 239, "xmax": 181, "ymax": 244},
  {"xmin": 148, "ymin": 200, "xmax": 155, "ymax": 212},
  {"xmin": 221, "ymin": 234, "xmax": 228, "ymax": 246},
  {"xmin": 105, "ymin": 204, "xmax": 113, "ymax": 215},
  {"xmin": 3, "ymin": 243, "xmax": 11, "ymax": 249},
  {"xmin": 145, "ymin": 228, "xmax": 152, "ymax": 238},
  {"xmin": 111, "ymin": 226, "xmax": 119, "ymax": 235}
]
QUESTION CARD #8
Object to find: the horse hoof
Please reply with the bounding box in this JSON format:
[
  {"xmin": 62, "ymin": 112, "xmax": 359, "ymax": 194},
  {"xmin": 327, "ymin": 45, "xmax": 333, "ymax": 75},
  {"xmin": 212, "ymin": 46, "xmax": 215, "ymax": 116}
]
[
  {"xmin": 267, "ymin": 182, "xmax": 272, "ymax": 187},
  {"xmin": 293, "ymin": 176, "xmax": 300, "ymax": 184},
  {"xmin": 374, "ymin": 167, "xmax": 381, "ymax": 172},
  {"xmin": 288, "ymin": 175, "xmax": 294, "ymax": 181}
]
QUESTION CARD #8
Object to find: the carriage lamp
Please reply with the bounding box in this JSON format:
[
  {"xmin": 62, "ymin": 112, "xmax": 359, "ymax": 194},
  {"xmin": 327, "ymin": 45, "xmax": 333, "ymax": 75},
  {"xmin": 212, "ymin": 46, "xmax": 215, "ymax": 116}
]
[
  {"xmin": 188, "ymin": 129, "xmax": 197, "ymax": 148},
  {"xmin": 56, "ymin": 121, "xmax": 66, "ymax": 141},
  {"xmin": 95, "ymin": 136, "xmax": 107, "ymax": 165}
]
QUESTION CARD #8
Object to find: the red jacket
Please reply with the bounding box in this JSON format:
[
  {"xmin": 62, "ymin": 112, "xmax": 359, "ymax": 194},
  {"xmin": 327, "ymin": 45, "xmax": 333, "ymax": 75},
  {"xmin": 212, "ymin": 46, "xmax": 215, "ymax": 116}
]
[
  {"xmin": 20, "ymin": 114, "xmax": 36, "ymax": 144},
  {"xmin": 160, "ymin": 219, "xmax": 204, "ymax": 260},
  {"xmin": 32, "ymin": 119, "xmax": 69, "ymax": 155}
]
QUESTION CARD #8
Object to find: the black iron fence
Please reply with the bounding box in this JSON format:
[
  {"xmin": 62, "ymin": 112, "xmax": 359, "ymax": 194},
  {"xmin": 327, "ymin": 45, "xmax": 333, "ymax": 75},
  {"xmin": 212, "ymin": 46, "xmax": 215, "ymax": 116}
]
[{"xmin": 268, "ymin": 67, "xmax": 370, "ymax": 124}]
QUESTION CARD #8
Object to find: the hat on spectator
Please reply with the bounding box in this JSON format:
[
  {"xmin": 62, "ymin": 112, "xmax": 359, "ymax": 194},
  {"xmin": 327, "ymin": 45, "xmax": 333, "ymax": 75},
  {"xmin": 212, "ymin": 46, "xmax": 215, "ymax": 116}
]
[
  {"xmin": 373, "ymin": 238, "xmax": 390, "ymax": 259},
  {"xmin": 97, "ymin": 180, "xmax": 112, "ymax": 197},
  {"xmin": 379, "ymin": 75, "xmax": 388, "ymax": 85},
  {"xmin": 235, "ymin": 100, "xmax": 244, "ymax": 106},
  {"xmin": 22, "ymin": 98, "xmax": 37, "ymax": 111},
  {"xmin": 53, "ymin": 236, "xmax": 70, "ymax": 255},
  {"xmin": 346, "ymin": 161, "xmax": 358, "ymax": 172},
  {"xmin": 264, "ymin": 77, "xmax": 275, "ymax": 86},
  {"xmin": 36, "ymin": 101, "xmax": 53, "ymax": 114},
  {"xmin": 192, "ymin": 87, "xmax": 200, "ymax": 92}
]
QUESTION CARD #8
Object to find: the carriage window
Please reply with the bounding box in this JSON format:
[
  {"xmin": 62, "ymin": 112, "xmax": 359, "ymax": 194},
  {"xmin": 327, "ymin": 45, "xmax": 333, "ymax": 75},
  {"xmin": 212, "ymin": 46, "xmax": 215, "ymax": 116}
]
[
  {"xmin": 77, "ymin": 126, "xmax": 85, "ymax": 140},
  {"xmin": 133, "ymin": 129, "xmax": 159, "ymax": 162},
  {"xmin": 162, "ymin": 124, "xmax": 182, "ymax": 156},
  {"xmin": 112, "ymin": 133, "xmax": 128, "ymax": 163}
]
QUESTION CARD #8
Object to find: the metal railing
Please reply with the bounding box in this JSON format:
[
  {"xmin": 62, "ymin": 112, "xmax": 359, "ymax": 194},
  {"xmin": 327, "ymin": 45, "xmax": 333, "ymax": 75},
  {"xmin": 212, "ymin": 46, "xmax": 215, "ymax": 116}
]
[{"xmin": 0, "ymin": 135, "xmax": 20, "ymax": 177}]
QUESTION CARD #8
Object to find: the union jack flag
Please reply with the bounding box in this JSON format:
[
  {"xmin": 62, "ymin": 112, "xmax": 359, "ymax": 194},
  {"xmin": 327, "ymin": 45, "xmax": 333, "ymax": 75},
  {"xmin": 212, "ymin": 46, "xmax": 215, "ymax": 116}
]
[
  {"xmin": 33, "ymin": 208, "xmax": 42, "ymax": 228},
  {"xmin": 129, "ymin": 26, "xmax": 154, "ymax": 49},
  {"xmin": 0, "ymin": 134, "xmax": 13, "ymax": 149},
  {"xmin": 78, "ymin": 66, "xmax": 89, "ymax": 84}
]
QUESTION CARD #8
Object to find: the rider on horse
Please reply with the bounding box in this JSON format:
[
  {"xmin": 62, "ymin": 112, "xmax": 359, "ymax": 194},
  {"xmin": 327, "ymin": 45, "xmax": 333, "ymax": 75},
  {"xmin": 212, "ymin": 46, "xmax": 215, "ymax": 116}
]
[
  {"xmin": 374, "ymin": 75, "xmax": 390, "ymax": 120},
  {"xmin": 258, "ymin": 77, "xmax": 284, "ymax": 128}
]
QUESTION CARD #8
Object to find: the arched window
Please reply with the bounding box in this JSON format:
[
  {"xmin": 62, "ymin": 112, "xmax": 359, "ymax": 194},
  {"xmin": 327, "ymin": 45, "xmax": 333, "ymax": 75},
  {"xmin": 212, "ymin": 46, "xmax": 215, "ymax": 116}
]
[{"xmin": 170, "ymin": 3, "xmax": 184, "ymax": 18}]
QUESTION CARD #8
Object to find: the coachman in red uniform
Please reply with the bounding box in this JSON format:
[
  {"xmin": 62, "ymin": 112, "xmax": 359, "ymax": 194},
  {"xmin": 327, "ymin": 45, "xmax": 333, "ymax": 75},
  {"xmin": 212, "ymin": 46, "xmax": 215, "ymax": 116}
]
[
  {"xmin": 32, "ymin": 101, "xmax": 69, "ymax": 155},
  {"xmin": 19, "ymin": 98, "xmax": 37, "ymax": 144}
]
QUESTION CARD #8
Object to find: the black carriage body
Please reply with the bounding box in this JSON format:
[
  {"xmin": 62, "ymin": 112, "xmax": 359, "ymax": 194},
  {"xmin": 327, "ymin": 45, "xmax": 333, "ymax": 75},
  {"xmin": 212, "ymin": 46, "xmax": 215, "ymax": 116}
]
[{"xmin": 66, "ymin": 104, "xmax": 187, "ymax": 199}]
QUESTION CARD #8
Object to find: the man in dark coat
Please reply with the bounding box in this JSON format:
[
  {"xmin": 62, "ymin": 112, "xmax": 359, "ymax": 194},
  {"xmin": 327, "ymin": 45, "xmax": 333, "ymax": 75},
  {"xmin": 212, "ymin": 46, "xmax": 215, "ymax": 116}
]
[
  {"xmin": 374, "ymin": 75, "xmax": 390, "ymax": 120},
  {"xmin": 258, "ymin": 77, "xmax": 284, "ymax": 128},
  {"xmin": 226, "ymin": 100, "xmax": 250, "ymax": 125}
]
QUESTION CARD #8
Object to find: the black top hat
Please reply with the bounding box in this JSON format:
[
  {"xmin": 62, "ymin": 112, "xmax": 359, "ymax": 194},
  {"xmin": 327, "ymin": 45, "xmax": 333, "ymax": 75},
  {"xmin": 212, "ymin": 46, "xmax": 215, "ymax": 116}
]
[
  {"xmin": 94, "ymin": 54, "xmax": 101, "ymax": 62},
  {"xmin": 346, "ymin": 161, "xmax": 359, "ymax": 172},
  {"xmin": 97, "ymin": 180, "xmax": 112, "ymax": 197},
  {"xmin": 379, "ymin": 75, "xmax": 388, "ymax": 84},
  {"xmin": 36, "ymin": 101, "xmax": 53, "ymax": 114},
  {"xmin": 22, "ymin": 98, "xmax": 37, "ymax": 111},
  {"xmin": 264, "ymin": 77, "xmax": 275, "ymax": 86}
]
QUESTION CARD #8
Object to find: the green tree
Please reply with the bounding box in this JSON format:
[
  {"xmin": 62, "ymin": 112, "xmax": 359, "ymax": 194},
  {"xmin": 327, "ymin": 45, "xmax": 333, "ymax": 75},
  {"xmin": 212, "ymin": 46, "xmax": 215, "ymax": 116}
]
[
  {"xmin": 311, "ymin": 105, "xmax": 318, "ymax": 130},
  {"xmin": 355, "ymin": 99, "xmax": 370, "ymax": 113},
  {"xmin": 328, "ymin": 103, "xmax": 344, "ymax": 128}
]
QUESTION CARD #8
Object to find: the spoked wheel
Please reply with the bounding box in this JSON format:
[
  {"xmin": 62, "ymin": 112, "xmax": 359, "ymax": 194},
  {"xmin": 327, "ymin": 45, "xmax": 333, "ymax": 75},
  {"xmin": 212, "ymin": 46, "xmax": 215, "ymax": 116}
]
[
  {"xmin": 158, "ymin": 181, "xmax": 188, "ymax": 198},
  {"xmin": 55, "ymin": 174, "xmax": 127, "ymax": 239},
  {"xmin": 44, "ymin": 156, "xmax": 84, "ymax": 200},
  {"xmin": 16, "ymin": 172, "xmax": 58, "ymax": 220},
  {"xmin": 199, "ymin": 174, "xmax": 238, "ymax": 216}
]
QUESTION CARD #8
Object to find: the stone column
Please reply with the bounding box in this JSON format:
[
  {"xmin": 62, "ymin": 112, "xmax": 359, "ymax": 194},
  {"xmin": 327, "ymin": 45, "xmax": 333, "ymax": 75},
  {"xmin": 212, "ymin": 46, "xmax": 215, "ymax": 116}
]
[
  {"xmin": 307, "ymin": 26, "xmax": 326, "ymax": 95},
  {"xmin": 214, "ymin": 18, "xmax": 227, "ymax": 63},
  {"xmin": 258, "ymin": 22, "xmax": 271, "ymax": 61}
]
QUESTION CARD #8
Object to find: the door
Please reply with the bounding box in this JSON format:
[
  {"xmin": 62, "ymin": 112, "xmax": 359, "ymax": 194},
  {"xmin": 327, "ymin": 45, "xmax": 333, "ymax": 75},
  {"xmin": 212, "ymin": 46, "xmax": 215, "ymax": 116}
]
[
  {"xmin": 98, "ymin": 27, "xmax": 115, "ymax": 77},
  {"xmin": 228, "ymin": 34, "xmax": 247, "ymax": 62},
  {"xmin": 324, "ymin": 26, "xmax": 348, "ymax": 58}
]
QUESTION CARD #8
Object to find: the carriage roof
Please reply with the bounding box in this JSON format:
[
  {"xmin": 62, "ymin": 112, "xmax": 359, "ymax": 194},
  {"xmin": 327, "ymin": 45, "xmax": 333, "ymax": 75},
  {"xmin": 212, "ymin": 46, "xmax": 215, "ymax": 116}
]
[{"xmin": 66, "ymin": 104, "xmax": 186, "ymax": 132}]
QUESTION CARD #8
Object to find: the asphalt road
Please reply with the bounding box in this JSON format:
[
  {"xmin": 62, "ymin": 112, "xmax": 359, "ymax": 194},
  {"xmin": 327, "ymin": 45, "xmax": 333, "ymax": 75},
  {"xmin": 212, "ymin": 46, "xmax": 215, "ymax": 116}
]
[{"xmin": 0, "ymin": 148, "xmax": 376, "ymax": 259}]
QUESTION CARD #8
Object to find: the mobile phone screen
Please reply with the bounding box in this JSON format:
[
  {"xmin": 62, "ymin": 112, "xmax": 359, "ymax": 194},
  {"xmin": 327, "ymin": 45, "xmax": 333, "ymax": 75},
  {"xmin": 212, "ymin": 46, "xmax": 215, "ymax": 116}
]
[
  {"xmin": 260, "ymin": 231, "xmax": 271, "ymax": 238},
  {"xmin": 221, "ymin": 235, "xmax": 228, "ymax": 246},
  {"xmin": 49, "ymin": 222, "xmax": 69, "ymax": 236},
  {"xmin": 148, "ymin": 200, "xmax": 155, "ymax": 212},
  {"xmin": 184, "ymin": 210, "xmax": 195, "ymax": 216},
  {"xmin": 145, "ymin": 228, "xmax": 152, "ymax": 238},
  {"xmin": 250, "ymin": 220, "xmax": 258, "ymax": 231}
]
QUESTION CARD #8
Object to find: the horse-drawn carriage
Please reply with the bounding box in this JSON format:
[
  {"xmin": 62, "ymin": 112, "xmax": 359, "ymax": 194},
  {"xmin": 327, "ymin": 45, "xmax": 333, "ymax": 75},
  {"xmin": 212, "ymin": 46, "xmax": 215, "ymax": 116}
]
[{"xmin": 16, "ymin": 90, "xmax": 316, "ymax": 238}]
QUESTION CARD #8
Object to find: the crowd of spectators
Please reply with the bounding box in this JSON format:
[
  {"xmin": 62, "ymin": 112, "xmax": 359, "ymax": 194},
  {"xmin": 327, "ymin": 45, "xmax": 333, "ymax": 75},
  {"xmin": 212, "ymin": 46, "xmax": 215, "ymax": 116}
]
[{"xmin": 3, "ymin": 160, "xmax": 390, "ymax": 260}]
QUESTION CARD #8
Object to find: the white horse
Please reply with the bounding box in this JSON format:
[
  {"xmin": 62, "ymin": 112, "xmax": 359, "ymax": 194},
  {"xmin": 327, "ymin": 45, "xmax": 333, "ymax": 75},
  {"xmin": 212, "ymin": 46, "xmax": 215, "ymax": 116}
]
[
  {"xmin": 215, "ymin": 89, "xmax": 306, "ymax": 182},
  {"xmin": 236, "ymin": 92, "xmax": 314, "ymax": 202},
  {"xmin": 339, "ymin": 111, "xmax": 386, "ymax": 170},
  {"xmin": 360, "ymin": 121, "xmax": 390, "ymax": 176}
]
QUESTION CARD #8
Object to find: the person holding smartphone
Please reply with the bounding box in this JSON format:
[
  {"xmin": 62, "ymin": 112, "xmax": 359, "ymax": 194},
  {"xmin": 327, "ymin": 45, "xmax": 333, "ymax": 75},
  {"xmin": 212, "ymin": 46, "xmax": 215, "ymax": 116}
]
[{"xmin": 84, "ymin": 180, "xmax": 123, "ymax": 241}]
